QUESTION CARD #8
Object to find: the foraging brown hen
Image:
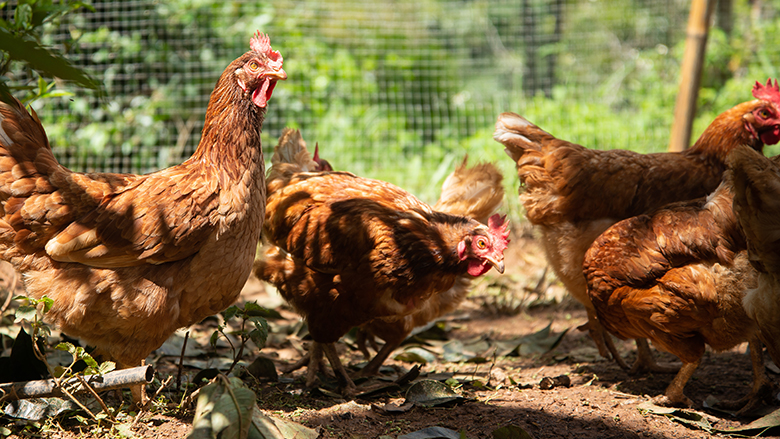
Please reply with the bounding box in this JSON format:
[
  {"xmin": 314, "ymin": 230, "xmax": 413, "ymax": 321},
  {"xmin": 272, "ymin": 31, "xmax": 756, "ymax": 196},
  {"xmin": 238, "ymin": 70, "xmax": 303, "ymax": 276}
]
[
  {"xmin": 493, "ymin": 80, "xmax": 780, "ymax": 373},
  {"xmin": 0, "ymin": 32, "xmax": 286, "ymax": 403},
  {"xmin": 730, "ymin": 145, "xmax": 780, "ymax": 369},
  {"xmin": 355, "ymin": 156, "xmax": 506, "ymax": 377},
  {"xmin": 583, "ymin": 170, "xmax": 774, "ymax": 413},
  {"xmin": 254, "ymin": 129, "xmax": 509, "ymax": 395}
]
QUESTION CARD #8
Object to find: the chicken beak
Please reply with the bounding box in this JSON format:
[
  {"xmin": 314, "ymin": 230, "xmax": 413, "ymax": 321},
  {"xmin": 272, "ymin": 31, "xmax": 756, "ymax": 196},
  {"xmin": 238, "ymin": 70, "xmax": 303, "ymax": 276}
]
[
  {"xmin": 267, "ymin": 68, "xmax": 287, "ymax": 81},
  {"xmin": 487, "ymin": 257, "xmax": 505, "ymax": 274}
]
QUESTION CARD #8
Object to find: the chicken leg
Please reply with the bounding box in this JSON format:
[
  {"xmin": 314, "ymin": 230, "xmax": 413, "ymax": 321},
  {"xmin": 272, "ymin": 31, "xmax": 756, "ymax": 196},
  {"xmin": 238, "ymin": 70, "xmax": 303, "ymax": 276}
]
[{"xmin": 713, "ymin": 338, "xmax": 776, "ymax": 416}]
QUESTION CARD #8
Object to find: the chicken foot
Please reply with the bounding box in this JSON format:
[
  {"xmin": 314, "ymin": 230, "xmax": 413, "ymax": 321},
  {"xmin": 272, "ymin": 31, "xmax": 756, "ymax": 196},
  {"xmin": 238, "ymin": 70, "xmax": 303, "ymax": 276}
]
[
  {"xmin": 713, "ymin": 338, "xmax": 777, "ymax": 416},
  {"xmin": 355, "ymin": 328, "xmax": 380, "ymax": 360},
  {"xmin": 353, "ymin": 339, "xmax": 399, "ymax": 378},
  {"xmin": 583, "ymin": 316, "xmax": 679, "ymax": 375},
  {"xmin": 284, "ymin": 342, "xmax": 357, "ymax": 397},
  {"xmin": 579, "ymin": 313, "xmax": 631, "ymax": 370},
  {"xmin": 321, "ymin": 342, "xmax": 358, "ymax": 397},
  {"xmin": 652, "ymin": 359, "xmax": 700, "ymax": 408},
  {"xmin": 628, "ymin": 339, "xmax": 681, "ymax": 375}
]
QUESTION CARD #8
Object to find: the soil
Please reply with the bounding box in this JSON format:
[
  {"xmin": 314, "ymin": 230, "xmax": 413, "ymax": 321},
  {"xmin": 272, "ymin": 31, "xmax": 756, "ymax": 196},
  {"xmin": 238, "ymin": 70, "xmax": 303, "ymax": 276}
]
[{"xmin": 3, "ymin": 230, "xmax": 780, "ymax": 439}]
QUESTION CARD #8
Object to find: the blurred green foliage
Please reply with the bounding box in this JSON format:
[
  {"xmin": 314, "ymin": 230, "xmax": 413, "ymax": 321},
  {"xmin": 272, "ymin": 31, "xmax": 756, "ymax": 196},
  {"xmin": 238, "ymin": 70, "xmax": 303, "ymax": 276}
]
[
  {"xmin": 0, "ymin": 0, "xmax": 99, "ymax": 104},
  {"xmin": 3, "ymin": 0, "xmax": 779, "ymax": 222}
]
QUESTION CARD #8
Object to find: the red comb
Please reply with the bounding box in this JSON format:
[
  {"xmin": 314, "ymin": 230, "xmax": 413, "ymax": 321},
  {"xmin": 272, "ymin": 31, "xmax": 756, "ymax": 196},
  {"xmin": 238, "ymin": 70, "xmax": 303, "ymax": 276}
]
[
  {"xmin": 488, "ymin": 214, "xmax": 510, "ymax": 240},
  {"xmin": 250, "ymin": 31, "xmax": 271, "ymax": 55},
  {"xmin": 251, "ymin": 31, "xmax": 283, "ymax": 65},
  {"xmin": 753, "ymin": 79, "xmax": 780, "ymax": 103}
]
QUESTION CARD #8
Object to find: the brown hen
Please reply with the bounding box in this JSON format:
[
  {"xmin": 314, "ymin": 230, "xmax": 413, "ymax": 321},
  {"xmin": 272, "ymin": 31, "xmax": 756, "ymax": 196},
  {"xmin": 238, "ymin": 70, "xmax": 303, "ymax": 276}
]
[
  {"xmin": 730, "ymin": 145, "xmax": 780, "ymax": 369},
  {"xmin": 355, "ymin": 156, "xmax": 505, "ymax": 377},
  {"xmin": 254, "ymin": 129, "xmax": 509, "ymax": 395},
  {"xmin": 0, "ymin": 32, "xmax": 286, "ymax": 403},
  {"xmin": 493, "ymin": 80, "xmax": 780, "ymax": 373},
  {"xmin": 583, "ymin": 171, "xmax": 773, "ymax": 412}
]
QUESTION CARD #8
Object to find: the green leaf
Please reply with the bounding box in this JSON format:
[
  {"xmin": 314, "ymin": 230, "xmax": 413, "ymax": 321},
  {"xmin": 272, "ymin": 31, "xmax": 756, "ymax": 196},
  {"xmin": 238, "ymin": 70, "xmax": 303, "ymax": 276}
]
[
  {"xmin": 39, "ymin": 296, "xmax": 53, "ymax": 314},
  {"xmin": 249, "ymin": 317, "xmax": 269, "ymax": 350},
  {"xmin": 189, "ymin": 377, "xmax": 255, "ymax": 439},
  {"xmin": 81, "ymin": 352, "xmax": 99, "ymax": 369},
  {"xmin": 0, "ymin": 27, "xmax": 100, "ymax": 93},
  {"xmin": 14, "ymin": 305, "xmax": 37, "ymax": 322},
  {"xmin": 394, "ymin": 347, "xmax": 437, "ymax": 365},
  {"xmin": 55, "ymin": 342, "xmax": 75, "ymax": 353},
  {"xmin": 98, "ymin": 361, "xmax": 117, "ymax": 375},
  {"xmin": 222, "ymin": 305, "xmax": 240, "ymax": 321},
  {"xmin": 243, "ymin": 301, "xmax": 283, "ymax": 319},
  {"xmin": 404, "ymin": 380, "xmax": 465, "ymax": 408},
  {"xmin": 249, "ymin": 406, "xmax": 319, "ymax": 439},
  {"xmin": 13, "ymin": 3, "xmax": 32, "ymax": 30}
]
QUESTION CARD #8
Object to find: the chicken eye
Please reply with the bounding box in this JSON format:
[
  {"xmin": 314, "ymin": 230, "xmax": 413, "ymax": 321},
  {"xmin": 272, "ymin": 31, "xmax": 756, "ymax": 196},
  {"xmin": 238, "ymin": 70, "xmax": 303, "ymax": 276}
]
[
  {"xmin": 248, "ymin": 61, "xmax": 260, "ymax": 71},
  {"xmin": 759, "ymin": 109, "xmax": 771, "ymax": 119},
  {"xmin": 476, "ymin": 238, "xmax": 487, "ymax": 249}
]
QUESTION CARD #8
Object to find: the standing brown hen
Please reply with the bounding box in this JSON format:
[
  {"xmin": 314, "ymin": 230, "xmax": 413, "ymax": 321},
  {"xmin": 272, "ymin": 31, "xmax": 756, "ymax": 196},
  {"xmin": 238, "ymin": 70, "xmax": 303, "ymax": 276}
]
[
  {"xmin": 493, "ymin": 80, "xmax": 780, "ymax": 373},
  {"xmin": 254, "ymin": 129, "xmax": 509, "ymax": 395},
  {"xmin": 583, "ymin": 169, "xmax": 774, "ymax": 413},
  {"xmin": 0, "ymin": 32, "xmax": 286, "ymax": 403},
  {"xmin": 354, "ymin": 156, "xmax": 506, "ymax": 377}
]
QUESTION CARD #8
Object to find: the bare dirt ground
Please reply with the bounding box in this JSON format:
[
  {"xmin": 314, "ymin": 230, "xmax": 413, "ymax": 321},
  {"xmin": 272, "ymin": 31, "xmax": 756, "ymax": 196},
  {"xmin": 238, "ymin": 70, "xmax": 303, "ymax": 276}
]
[{"xmin": 3, "ymin": 229, "xmax": 780, "ymax": 438}]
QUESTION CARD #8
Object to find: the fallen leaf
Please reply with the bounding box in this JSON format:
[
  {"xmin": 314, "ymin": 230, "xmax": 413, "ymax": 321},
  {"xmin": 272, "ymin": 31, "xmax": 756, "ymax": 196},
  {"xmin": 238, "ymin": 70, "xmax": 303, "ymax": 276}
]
[
  {"xmin": 395, "ymin": 347, "xmax": 437, "ymax": 365},
  {"xmin": 404, "ymin": 380, "xmax": 465, "ymax": 407},
  {"xmin": 397, "ymin": 426, "xmax": 463, "ymax": 439},
  {"xmin": 492, "ymin": 425, "xmax": 533, "ymax": 439}
]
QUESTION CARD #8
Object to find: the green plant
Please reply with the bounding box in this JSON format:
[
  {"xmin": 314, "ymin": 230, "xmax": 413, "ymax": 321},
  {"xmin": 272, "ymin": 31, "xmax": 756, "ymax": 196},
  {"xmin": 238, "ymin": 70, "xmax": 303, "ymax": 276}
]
[
  {"xmin": 0, "ymin": 0, "xmax": 100, "ymax": 104},
  {"xmin": 211, "ymin": 301, "xmax": 271, "ymax": 375}
]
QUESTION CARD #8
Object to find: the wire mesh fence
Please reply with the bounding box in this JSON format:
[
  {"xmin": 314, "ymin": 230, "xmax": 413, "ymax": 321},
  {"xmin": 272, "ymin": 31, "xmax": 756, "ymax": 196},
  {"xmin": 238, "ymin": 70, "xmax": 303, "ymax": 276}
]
[{"xmin": 7, "ymin": 0, "xmax": 780, "ymax": 212}]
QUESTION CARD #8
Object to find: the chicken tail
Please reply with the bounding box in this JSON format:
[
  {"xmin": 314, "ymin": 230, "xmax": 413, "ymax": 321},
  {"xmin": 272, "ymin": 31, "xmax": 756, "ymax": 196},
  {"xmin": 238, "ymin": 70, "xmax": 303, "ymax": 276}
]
[
  {"xmin": 433, "ymin": 155, "xmax": 504, "ymax": 224},
  {"xmin": 730, "ymin": 145, "xmax": 780, "ymax": 275},
  {"xmin": 730, "ymin": 145, "xmax": 780, "ymax": 368},
  {"xmin": 493, "ymin": 112, "xmax": 555, "ymax": 162},
  {"xmin": 0, "ymin": 97, "xmax": 59, "ymax": 180},
  {"xmin": 0, "ymin": 97, "xmax": 60, "ymax": 200},
  {"xmin": 266, "ymin": 128, "xmax": 326, "ymax": 196},
  {"xmin": 270, "ymin": 128, "xmax": 318, "ymax": 173}
]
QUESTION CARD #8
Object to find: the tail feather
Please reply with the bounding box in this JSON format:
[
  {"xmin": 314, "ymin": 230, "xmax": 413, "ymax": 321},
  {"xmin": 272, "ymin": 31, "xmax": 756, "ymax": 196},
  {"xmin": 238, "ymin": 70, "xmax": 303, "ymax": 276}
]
[
  {"xmin": 493, "ymin": 112, "xmax": 553, "ymax": 162},
  {"xmin": 730, "ymin": 145, "xmax": 780, "ymax": 274},
  {"xmin": 433, "ymin": 155, "xmax": 504, "ymax": 224},
  {"xmin": 266, "ymin": 128, "xmax": 319, "ymax": 196},
  {"xmin": 730, "ymin": 145, "xmax": 780, "ymax": 368},
  {"xmin": 0, "ymin": 98, "xmax": 61, "ymax": 203}
]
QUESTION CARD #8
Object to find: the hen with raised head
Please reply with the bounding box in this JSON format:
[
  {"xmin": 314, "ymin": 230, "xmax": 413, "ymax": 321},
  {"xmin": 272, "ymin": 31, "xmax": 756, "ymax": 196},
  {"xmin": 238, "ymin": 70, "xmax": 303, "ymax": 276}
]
[
  {"xmin": 583, "ymin": 169, "xmax": 773, "ymax": 412},
  {"xmin": 254, "ymin": 130, "xmax": 510, "ymax": 394},
  {"xmin": 0, "ymin": 32, "xmax": 286, "ymax": 403},
  {"xmin": 355, "ymin": 156, "xmax": 506, "ymax": 377},
  {"xmin": 494, "ymin": 80, "xmax": 780, "ymax": 373},
  {"xmin": 730, "ymin": 145, "xmax": 780, "ymax": 368}
]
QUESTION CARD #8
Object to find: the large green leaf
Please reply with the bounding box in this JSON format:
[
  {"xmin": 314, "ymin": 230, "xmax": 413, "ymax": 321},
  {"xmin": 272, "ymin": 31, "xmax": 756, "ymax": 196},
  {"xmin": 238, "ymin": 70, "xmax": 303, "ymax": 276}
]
[{"xmin": 0, "ymin": 27, "xmax": 100, "ymax": 92}]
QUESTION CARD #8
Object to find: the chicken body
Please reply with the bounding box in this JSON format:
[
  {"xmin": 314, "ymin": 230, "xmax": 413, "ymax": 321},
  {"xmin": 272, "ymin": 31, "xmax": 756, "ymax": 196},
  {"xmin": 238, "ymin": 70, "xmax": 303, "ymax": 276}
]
[
  {"xmin": 255, "ymin": 130, "xmax": 509, "ymax": 394},
  {"xmin": 493, "ymin": 84, "xmax": 780, "ymax": 371},
  {"xmin": 583, "ymin": 175, "xmax": 772, "ymax": 411},
  {"xmin": 0, "ymin": 33, "xmax": 286, "ymax": 400},
  {"xmin": 730, "ymin": 145, "xmax": 780, "ymax": 368},
  {"xmin": 355, "ymin": 157, "xmax": 505, "ymax": 376}
]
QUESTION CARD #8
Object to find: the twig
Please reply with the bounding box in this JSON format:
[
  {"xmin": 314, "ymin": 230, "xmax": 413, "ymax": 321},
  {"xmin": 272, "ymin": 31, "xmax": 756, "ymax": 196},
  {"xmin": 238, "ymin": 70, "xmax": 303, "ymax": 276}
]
[
  {"xmin": 177, "ymin": 331, "xmax": 190, "ymax": 391},
  {"xmin": 30, "ymin": 335, "xmax": 99, "ymax": 421},
  {"xmin": 181, "ymin": 387, "xmax": 201, "ymax": 410},
  {"xmin": 225, "ymin": 340, "xmax": 245, "ymax": 377},
  {"xmin": 76, "ymin": 375, "xmax": 115, "ymax": 422},
  {"xmin": 132, "ymin": 375, "xmax": 173, "ymax": 427}
]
